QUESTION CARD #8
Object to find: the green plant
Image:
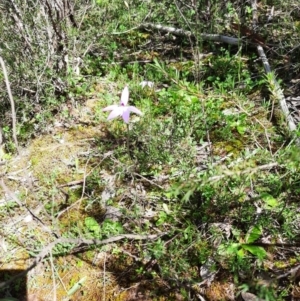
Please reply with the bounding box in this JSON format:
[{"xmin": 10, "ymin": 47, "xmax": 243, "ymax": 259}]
[{"xmin": 218, "ymin": 226, "xmax": 267, "ymax": 263}]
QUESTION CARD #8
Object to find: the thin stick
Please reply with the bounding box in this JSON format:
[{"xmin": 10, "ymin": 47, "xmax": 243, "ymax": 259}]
[
  {"xmin": 49, "ymin": 251, "xmax": 57, "ymax": 301},
  {"xmin": 250, "ymin": 0, "xmax": 300, "ymax": 146},
  {"xmin": 103, "ymin": 252, "xmax": 106, "ymax": 301},
  {"xmin": 140, "ymin": 23, "xmax": 240, "ymax": 45},
  {"xmin": 0, "ymin": 56, "xmax": 19, "ymax": 153},
  {"xmin": 0, "ymin": 232, "xmax": 167, "ymax": 290}
]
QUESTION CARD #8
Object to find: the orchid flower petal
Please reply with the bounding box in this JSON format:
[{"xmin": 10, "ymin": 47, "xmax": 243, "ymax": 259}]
[
  {"xmin": 128, "ymin": 106, "xmax": 143, "ymax": 116},
  {"xmin": 139, "ymin": 81, "xmax": 146, "ymax": 88},
  {"xmin": 122, "ymin": 109, "xmax": 130, "ymax": 123},
  {"xmin": 107, "ymin": 107, "xmax": 124, "ymax": 120},
  {"xmin": 103, "ymin": 105, "xmax": 118, "ymax": 112},
  {"xmin": 140, "ymin": 81, "xmax": 154, "ymax": 88},
  {"xmin": 103, "ymin": 85, "xmax": 143, "ymax": 123},
  {"xmin": 120, "ymin": 86, "xmax": 129, "ymax": 106}
]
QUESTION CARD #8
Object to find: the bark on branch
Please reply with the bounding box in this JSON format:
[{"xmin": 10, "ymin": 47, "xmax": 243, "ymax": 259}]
[{"xmin": 140, "ymin": 23, "xmax": 240, "ymax": 45}]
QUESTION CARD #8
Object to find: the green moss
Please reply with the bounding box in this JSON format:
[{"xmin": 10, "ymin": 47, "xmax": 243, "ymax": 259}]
[
  {"xmin": 68, "ymin": 188, "xmax": 83, "ymax": 203},
  {"xmin": 27, "ymin": 126, "xmax": 102, "ymax": 186},
  {"xmin": 213, "ymin": 139, "xmax": 245, "ymax": 157}
]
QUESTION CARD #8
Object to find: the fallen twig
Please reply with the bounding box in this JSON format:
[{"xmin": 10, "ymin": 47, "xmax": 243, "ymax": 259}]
[
  {"xmin": 256, "ymin": 46, "xmax": 298, "ymax": 133},
  {"xmin": 0, "ymin": 232, "xmax": 167, "ymax": 290},
  {"xmin": 57, "ymin": 179, "xmax": 84, "ymax": 188},
  {"xmin": 139, "ymin": 20, "xmax": 300, "ymax": 145},
  {"xmin": 140, "ymin": 23, "xmax": 240, "ymax": 45},
  {"xmin": 276, "ymin": 264, "xmax": 300, "ymax": 280},
  {"xmin": 0, "ymin": 56, "xmax": 19, "ymax": 153},
  {"xmin": 250, "ymin": 0, "xmax": 300, "ymax": 146}
]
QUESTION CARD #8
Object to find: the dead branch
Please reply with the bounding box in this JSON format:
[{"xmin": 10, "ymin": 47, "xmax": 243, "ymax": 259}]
[
  {"xmin": 139, "ymin": 21, "xmax": 299, "ymax": 142},
  {"xmin": 276, "ymin": 264, "xmax": 300, "ymax": 280},
  {"xmin": 0, "ymin": 232, "xmax": 167, "ymax": 290},
  {"xmin": 0, "ymin": 179, "xmax": 61, "ymax": 237},
  {"xmin": 140, "ymin": 23, "xmax": 240, "ymax": 45},
  {"xmin": 0, "ymin": 56, "xmax": 19, "ymax": 153},
  {"xmin": 250, "ymin": 0, "xmax": 300, "ymax": 145},
  {"xmin": 256, "ymin": 46, "xmax": 298, "ymax": 132}
]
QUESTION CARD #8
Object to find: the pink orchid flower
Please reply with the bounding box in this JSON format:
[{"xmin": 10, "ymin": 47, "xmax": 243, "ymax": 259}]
[
  {"xmin": 140, "ymin": 81, "xmax": 154, "ymax": 88},
  {"xmin": 103, "ymin": 86, "xmax": 143, "ymax": 124}
]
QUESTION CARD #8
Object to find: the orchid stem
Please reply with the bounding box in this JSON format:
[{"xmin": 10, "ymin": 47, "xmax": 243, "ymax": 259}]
[{"xmin": 126, "ymin": 123, "xmax": 130, "ymax": 157}]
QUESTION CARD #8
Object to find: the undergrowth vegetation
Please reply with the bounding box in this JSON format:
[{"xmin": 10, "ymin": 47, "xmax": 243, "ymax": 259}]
[{"xmin": 0, "ymin": 0, "xmax": 300, "ymax": 300}]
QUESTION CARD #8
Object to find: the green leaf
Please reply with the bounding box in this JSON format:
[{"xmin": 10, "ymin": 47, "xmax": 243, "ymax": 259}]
[
  {"xmin": 156, "ymin": 211, "xmax": 167, "ymax": 226},
  {"xmin": 224, "ymin": 243, "xmax": 241, "ymax": 255},
  {"xmin": 102, "ymin": 220, "xmax": 124, "ymax": 235},
  {"xmin": 237, "ymin": 125, "xmax": 246, "ymax": 135},
  {"xmin": 231, "ymin": 228, "xmax": 241, "ymax": 240},
  {"xmin": 241, "ymin": 245, "xmax": 267, "ymax": 260},
  {"xmin": 85, "ymin": 217, "xmax": 100, "ymax": 234},
  {"xmin": 261, "ymin": 193, "xmax": 279, "ymax": 209},
  {"xmin": 245, "ymin": 226, "xmax": 262, "ymax": 244},
  {"xmin": 237, "ymin": 248, "xmax": 245, "ymax": 258}
]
